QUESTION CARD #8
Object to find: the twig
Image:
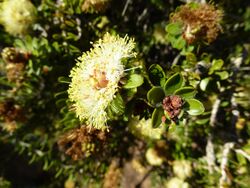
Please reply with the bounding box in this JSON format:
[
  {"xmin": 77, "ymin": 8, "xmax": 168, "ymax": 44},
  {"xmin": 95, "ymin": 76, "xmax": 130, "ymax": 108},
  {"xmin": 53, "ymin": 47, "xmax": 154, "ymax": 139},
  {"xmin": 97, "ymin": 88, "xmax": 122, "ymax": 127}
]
[
  {"xmin": 122, "ymin": 0, "xmax": 131, "ymax": 16},
  {"xmin": 234, "ymin": 149, "xmax": 250, "ymax": 161},
  {"xmin": 210, "ymin": 98, "xmax": 221, "ymax": 128},
  {"xmin": 135, "ymin": 168, "xmax": 152, "ymax": 188},
  {"xmin": 206, "ymin": 134, "xmax": 216, "ymax": 173},
  {"xmin": 205, "ymin": 98, "xmax": 220, "ymax": 173},
  {"xmin": 219, "ymin": 142, "xmax": 234, "ymax": 188},
  {"xmin": 230, "ymin": 57, "xmax": 243, "ymax": 136}
]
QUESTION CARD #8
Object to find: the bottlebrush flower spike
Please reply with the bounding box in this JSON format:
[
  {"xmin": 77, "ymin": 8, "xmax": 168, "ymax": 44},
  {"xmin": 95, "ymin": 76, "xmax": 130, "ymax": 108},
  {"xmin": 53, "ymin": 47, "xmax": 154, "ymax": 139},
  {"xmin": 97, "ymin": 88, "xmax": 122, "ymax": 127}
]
[
  {"xmin": 68, "ymin": 33, "xmax": 136, "ymax": 130},
  {"xmin": 0, "ymin": 0, "xmax": 36, "ymax": 36}
]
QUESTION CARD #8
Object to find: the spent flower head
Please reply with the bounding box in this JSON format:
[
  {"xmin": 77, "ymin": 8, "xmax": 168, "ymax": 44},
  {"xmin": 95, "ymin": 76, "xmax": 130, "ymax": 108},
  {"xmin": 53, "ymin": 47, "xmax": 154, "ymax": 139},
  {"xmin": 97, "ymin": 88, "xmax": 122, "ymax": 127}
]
[
  {"xmin": 68, "ymin": 33, "xmax": 136, "ymax": 130},
  {"xmin": 170, "ymin": 3, "xmax": 223, "ymax": 44},
  {"xmin": 0, "ymin": 0, "xmax": 36, "ymax": 36},
  {"xmin": 81, "ymin": 0, "xmax": 110, "ymax": 13}
]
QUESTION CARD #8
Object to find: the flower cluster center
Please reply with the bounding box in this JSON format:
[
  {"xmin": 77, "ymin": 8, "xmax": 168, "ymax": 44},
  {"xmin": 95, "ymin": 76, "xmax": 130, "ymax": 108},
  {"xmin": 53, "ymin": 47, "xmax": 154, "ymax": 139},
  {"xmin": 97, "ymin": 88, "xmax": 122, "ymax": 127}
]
[{"xmin": 90, "ymin": 69, "xmax": 109, "ymax": 89}]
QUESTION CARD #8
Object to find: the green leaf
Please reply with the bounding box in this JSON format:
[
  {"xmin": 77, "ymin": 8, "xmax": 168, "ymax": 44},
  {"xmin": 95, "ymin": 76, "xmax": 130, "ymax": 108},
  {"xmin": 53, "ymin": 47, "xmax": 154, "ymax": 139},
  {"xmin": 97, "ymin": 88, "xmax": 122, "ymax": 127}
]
[
  {"xmin": 166, "ymin": 33, "xmax": 176, "ymax": 44},
  {"xmin": 200, "ymin": 77, "xmax": 211, "ymax": 91},
  {"xmin": 186, "ymin": 52, "xmax": 197, "ymax": 62},
  {"xmin": 215, "ymin": 71, "xmax": 229, "ymax": 80},
  {"xmin": 185, "ymin": 99, "xmax": 205, "ymax": 116},
  {"xmin": 107, "ymin": 93, "xmax": 125, "ymax": 119},
  {"xmin": 58, "ymin": 76, "xmax": 71, "ymax": 84},
  {"xmin": 168, "ymin": 122, "xmax": 176, "ymax": 132},
  {"xmin": 164, "ymin": 73, "xmax": 183, "ymax": 95},
  {"xmin": 200, "ymin": 78, "xmax": 220, "ymax": 92},
  {"xmin": 174, "ymin": 86, "xmax": 196, "ymax": 99},
  {"xmin": 196, "ymin": 118, "xmax": 209, "ymax": 125},
  {"xmin": 189, "ymin": 2, "xmax": 200, "ymax": 9},
  {"xmin": 56, "ymin": 98, "xmax": 66, "ymax": 107},
  {"xmin": 147, "ymin": 86, "xmax": 165, "ymax": 106},
  {"xmin": 148, "ymin": 64, "xmax": 166, "ymax": 86},
  {"xmin": 172, "ymin": 35, "xmax": 186, "ymax": 50},
  {"xmin": 125, "ymin": 88, "xmax": 137, "ymax": 101},
  {"xmin": 54, "ymin": 91, "xmax": 68, "ymax": 98},
  {"xmin": 209, "ymin": 59, "xmax": 224, "ymax": 74},
  {"xmin": 196, "ymin": 112, "xmax": 211, "ymax": 125},
  {"xmin": 166, "ymin": 22, "xmax": 183, "ymax": 35},
  {"xmin": 110, "ymin": 94, "xmax": 125, "ymax": 115},
  {"xmin": 236, "ymin": 152, "xmax": 247, "ymax": 165},
  {"xmin": 152, "ymin": 108, "xmax": 164, "ymax": 128},
  {"xmin": 123, "ymin": 74, "xmax": 144, "ymax": 89}
]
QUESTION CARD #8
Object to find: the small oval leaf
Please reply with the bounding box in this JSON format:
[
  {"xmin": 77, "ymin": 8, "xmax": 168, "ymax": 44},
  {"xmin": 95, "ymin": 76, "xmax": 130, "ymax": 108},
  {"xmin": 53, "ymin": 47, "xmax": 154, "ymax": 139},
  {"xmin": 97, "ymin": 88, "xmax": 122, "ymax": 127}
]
[
  {"xmin": 147, "ymin": 86, "xmax": 165, "ymax": 106},
  {"xmin": 200, "ymin": 77, "xmax": 211, "ymax": 91},
  {"xmin": 152, "ymin": 108, "xmax": 164, "ymax": 128},
  {"xmin": 166, "ymin": 22, "xmax": 183, "ymax": 35},
  {"xmin": 209, "ymin": 59, "xmax": 224, "ymax": 74},
  {"xmin": 185, "ymin": 99, "xmax": 205, "ymax": 116},
  {"xmin": 174, "ymin": 86, "xmax": 196, "ymax": 99},
  {"xmin": 173, "ymin": 35, "xmax": 186, "ymax": 50},
  {"xmin": 148, "ymin": 64, "xmax": 166, "ymax": 86},
  {"xmin": 164, "ymin": 73, "xmax": 183, "ymax": 95},
  {"xmin": 123, "ymin": 74, "xmax": 144, "ymax": 89},
  {"xmin": 215, "ymin": 71, "xmax": 229, "ymax": 80}
]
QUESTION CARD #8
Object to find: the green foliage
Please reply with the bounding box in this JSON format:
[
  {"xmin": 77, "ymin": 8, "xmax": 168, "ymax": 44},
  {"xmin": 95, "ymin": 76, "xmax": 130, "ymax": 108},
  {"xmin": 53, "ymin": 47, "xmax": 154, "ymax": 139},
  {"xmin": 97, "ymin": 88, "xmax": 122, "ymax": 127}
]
[
  {"xmin": 147, "ymin": 70, "xmax": 203, "ymax": 128},
  {"xmin": 148, "ymin": 64, "xmax": 165, "ymax": 86},
  {"xmin": 184, "ymin": 98, "xmax": 204, "ymax": 116},
  {"xmin": 147, "ymin": 86, "xmax": 165, "ymax": 107},
  {"xmin": 164, "ymin": 73, "xmax": 184, "ymax": 95},
  {"xmin": 151, "ymin": 107, "xmax": 165, "ymax": 128},
  {"xmin": 123, "ymin": 74, "xmax": 144, "ymax": 89}
]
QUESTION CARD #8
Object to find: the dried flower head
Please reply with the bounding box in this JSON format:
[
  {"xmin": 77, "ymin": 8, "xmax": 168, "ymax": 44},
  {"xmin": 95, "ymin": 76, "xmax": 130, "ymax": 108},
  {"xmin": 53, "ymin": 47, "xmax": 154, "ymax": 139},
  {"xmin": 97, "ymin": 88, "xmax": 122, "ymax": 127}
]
[
  {"xmin": 162, "ymin": 95, "xmax": 183, "ymax": 120},
  {"xmin": 68, "ymin": 33, "xmax": 136, "ymax": 130},
  {"xmin": 170, "ymin": 3, "xmax": 223, "ymax": 44},
  {"xmin": 57, "ymin": 126, "xmax": 107, "ymax": 160},
  {"xmin": 1, "ymin": 48, "xmax": 30, "ymax": 84},
  {"xmin": 81, "ymin": 0, "xmax": 110, "ymax": 13},
  {"xmin": 0, "ymin": 100, "xmax": 24, "ymax": 122},
  {"xmin": 5, "ymin": 63, "xmax": 25, "ymax": 83},
  {"xmin": 0, "ymin": 100, "xmax": 25, "ymax": 133},
  {"xmin": 1, "ymin": 47, "xmax": 31, "ymax": 64},
  {"xmin": 0, "ymin": 0, "xmax": 36, "ymax": 36}
]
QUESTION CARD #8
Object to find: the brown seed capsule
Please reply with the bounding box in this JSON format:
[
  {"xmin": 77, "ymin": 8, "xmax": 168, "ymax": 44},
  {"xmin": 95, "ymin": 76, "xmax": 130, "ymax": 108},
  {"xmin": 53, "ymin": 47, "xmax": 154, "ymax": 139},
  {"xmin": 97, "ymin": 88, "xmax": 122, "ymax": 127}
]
[
  {"xmin": 162, "ymin": 95, "xmax": 183, "ymax": 120},
  {"xmin": 1, "ymin": 47, "xmax": 31, "ymax": 63},
  {"xmin": 170, "ymin": 95, "xmax": 183, "ymax": 109}
]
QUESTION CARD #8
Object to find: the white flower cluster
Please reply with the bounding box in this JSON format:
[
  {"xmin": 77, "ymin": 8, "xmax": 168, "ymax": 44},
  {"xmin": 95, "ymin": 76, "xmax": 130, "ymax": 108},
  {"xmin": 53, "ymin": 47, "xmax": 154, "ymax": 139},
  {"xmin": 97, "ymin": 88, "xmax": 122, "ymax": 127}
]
[
  {"xmin": 0, "ymin": 0, "xmax": 36, "ymax": 36},
  {"xmin": 68, "ymin": 33, "xmax": 136, "ymax": 130}
]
